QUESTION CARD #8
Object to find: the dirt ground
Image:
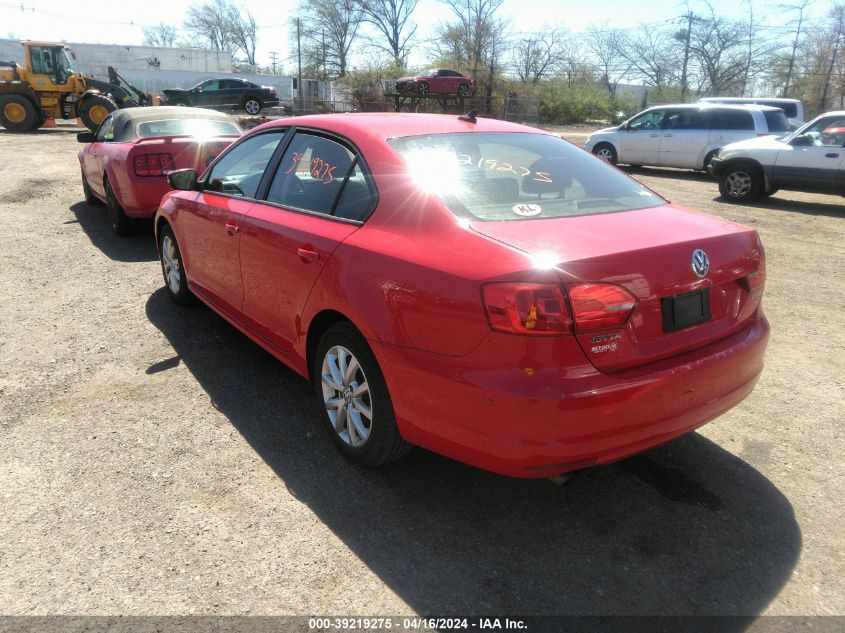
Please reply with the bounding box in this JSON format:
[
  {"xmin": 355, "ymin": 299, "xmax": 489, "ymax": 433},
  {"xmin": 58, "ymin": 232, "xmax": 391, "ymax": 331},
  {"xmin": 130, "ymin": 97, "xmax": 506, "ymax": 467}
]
[{"xmin": 0, "ymin": 125, "xmax": 842, "ymax": 620}]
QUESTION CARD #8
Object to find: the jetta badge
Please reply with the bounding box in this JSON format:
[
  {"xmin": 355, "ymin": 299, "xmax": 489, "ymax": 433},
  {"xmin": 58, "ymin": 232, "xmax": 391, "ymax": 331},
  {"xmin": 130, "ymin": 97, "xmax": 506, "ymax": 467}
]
[{"xmin": 691, "ymin": 249, "xmax": 710, "ymax": 278}]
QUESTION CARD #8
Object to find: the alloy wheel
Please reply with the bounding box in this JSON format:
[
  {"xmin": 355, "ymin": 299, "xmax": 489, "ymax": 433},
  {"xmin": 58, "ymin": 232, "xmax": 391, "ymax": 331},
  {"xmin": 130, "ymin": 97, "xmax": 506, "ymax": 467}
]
[
  {"xmin": 245, "ymin": 99, "xmax": 260, "ymax": 115},
  {"xmin": 320, "ymin": 345, "xmax": 372, "ymax": 447},
  {"xmin": 595, "ymin": 147, "xmax": 614, "ymax": 163},
  {"xmin": 161, "ymin": 234, "xmax": 181, "ymax": 294},
  {"xmin": 725, "ymin": 171, "xmax": 752, "ymax": 198}
]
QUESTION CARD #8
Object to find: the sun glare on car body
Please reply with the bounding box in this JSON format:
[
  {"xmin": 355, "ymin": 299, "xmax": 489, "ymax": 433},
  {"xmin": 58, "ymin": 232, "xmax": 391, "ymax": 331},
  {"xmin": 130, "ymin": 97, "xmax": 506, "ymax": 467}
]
[{"xmin": 405, "ymin": 149, "xmax": 464, "ymax": 196}]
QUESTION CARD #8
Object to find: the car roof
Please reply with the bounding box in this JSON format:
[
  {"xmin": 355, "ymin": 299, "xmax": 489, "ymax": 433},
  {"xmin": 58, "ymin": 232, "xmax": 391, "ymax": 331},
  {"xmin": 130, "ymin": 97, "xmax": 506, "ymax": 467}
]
[
  {"xmin": 109, "ymin": 106, "xmax": 235, "ymax": 141},
  {"xmin": 251, "ymin": 112, "xmax": 544, "ymax": 144},
  {"xmin": 699, "ymin": 96, "xmax": 802, "ymax": 104},
  {"xmin": 647, "ymin": 103, "xmax": 782, "ymax": 112}
]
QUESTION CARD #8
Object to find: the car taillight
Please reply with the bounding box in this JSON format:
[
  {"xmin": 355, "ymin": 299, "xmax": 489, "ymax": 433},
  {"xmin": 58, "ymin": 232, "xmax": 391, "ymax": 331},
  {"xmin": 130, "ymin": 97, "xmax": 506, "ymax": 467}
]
[
  {"xmin": 482, "ymin": 283, "xmax": 572, "ymax": 336},
  {"xmin": 134, "ymin": 153, "xmax": 174, "ymax": 176},
  {"xmin": 568, "ymin": 283, "xmax": 637, "ymax": 333}
]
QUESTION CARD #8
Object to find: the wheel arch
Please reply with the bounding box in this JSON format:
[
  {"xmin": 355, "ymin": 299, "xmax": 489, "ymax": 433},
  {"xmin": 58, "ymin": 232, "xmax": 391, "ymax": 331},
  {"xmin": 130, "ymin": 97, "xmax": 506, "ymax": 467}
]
[{"xmin": 305, "ymin": 309, "xmax": 363, "ymax": 380}]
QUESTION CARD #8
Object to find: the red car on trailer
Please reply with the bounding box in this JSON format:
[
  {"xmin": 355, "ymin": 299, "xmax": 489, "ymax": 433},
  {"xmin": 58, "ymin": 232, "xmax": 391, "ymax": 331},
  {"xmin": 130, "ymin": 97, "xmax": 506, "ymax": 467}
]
[
  {"xmin": 155, "ymin": 113, "xmax": 769, "ymax": 478},
  {"xmin": 77, "ymin": 106, "xmax": 241, "ymax": 235}
]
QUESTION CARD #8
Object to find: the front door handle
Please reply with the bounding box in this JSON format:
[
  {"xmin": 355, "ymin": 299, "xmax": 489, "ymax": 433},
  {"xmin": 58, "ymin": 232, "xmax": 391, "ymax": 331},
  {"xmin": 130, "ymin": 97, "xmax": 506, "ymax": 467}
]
[
  {"xmin": 826, "ymin": 153, "xmax": 840, "ymax": 158},
  {"xmin": 225, "ymin": 222, "xmax": 239, "ymax": 235},
  {"xmin": 663, "ymin": 133, "xmax": 674, "ymax": 138},
  {"xmin": 297, "ymin": 248, "xmax": 320, "ymax": 263}
]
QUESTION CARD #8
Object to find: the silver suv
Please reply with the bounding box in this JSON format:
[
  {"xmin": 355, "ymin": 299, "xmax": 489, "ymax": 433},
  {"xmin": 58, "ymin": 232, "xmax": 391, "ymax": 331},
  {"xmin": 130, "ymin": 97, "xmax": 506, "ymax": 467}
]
[
  {"xmin": 709, "ymin": 110, "xmax": 845, "ymax": 202},
  {"xmin": 584, "ymin": 104, "xmax": 789, "ymax": 171}
]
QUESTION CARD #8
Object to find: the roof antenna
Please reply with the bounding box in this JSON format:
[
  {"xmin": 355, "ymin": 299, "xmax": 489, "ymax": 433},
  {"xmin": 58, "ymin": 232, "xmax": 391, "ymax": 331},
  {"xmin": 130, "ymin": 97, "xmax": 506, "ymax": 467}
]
[{"xmin": 458, "ymin": 109, "xmax": 478, "ymax": 124}]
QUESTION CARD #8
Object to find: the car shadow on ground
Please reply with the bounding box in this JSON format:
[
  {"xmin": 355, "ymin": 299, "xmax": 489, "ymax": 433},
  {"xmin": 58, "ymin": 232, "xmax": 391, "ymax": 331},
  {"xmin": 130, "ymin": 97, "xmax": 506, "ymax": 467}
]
[
  {"xmin": 69, "ymin": 202, "xmax": 157, "ymax": 263},
  {"xmin": 619, "ymin": 165, "xmax": 715, "ymax": 183},
  {"xmin": 145, "ymin": 288, "xmax": 801, "ymax": 619},
  {"xmin": 713, "ymin": 196, "xmax": 845, "ymax": 218}
]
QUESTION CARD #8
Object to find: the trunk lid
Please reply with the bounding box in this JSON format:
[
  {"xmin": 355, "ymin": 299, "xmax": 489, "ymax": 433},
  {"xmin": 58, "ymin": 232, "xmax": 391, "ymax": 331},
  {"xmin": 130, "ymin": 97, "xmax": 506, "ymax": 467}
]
[{"xmin": 471, "ymin": 204, "xmax": 764, "ymax": 372}]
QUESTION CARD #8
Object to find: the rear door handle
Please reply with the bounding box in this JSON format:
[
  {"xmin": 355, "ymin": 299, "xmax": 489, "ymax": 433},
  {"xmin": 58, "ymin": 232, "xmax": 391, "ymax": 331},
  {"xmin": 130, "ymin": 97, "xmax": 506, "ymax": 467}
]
[
  {"xmin": 225, "ymin": 222, "xmax": 239, "ymax": 235},
  {"xmin": 826, "ymin": 153, "xmax": 839, "ymax": 158},
  {"xmin": 297, "ymin": 248, "xmax": 320, "ymax": 263},
  {"xmin": 650, "ymin": 133, "xmax": 660, "ymax": 137}
]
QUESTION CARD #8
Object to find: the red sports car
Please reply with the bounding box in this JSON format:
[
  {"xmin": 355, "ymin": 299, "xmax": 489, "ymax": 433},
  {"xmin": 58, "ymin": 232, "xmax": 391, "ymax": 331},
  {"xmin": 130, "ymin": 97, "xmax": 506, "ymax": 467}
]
[
  {"xmin": 155, "ymin": 113, "xmax": 769, "ymax": 478},
  {"xmin": 395, "ymin": 69, "xmax": 475, "ymax": 96},
  {"xmin": 77, "ymin": 106, "xmax": 241, "ymax": 235}
]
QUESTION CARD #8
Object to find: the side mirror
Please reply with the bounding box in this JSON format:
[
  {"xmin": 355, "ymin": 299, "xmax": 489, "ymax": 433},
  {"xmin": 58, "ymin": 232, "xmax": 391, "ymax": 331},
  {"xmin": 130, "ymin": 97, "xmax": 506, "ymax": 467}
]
[
  {"xmin": 790, "ymin": 134, "xmax": 814, "ymax": 147},
  {"xmin": 77, "ymin": 131, "xmax": 96, "ymax": 143},
  {"xmin": 168, "ymin": 168, "xmax": 199, "ymax": 191}
]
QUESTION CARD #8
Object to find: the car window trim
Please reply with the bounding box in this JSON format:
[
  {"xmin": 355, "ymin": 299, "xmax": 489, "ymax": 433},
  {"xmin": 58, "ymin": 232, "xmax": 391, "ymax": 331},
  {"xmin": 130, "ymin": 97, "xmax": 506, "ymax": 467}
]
[
  {"xmin": 257, "ymin": 126, "xmax": 380, "ymax": 224},
  {"xmin": 198, "ymin": 127, "xmax": 291, "ymax": 201}
]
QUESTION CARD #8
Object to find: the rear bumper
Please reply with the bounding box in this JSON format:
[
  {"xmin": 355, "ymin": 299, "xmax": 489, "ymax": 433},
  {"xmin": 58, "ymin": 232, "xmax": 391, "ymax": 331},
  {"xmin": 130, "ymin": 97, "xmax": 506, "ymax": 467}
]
[
  {"xmin": 116, "ymin": 178, "xmax": 170, "ymax": 217},
  {"xmin": 374, "ymin": 313, "xmax": 769, "ymax": 478}
]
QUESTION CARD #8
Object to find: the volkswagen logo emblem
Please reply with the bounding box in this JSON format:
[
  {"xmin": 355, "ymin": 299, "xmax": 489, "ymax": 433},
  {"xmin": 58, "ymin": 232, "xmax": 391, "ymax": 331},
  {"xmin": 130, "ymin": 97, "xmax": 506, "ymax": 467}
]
[{"xmin": 691, "ymin": 249, "xmax": 710, "ymax": 278}]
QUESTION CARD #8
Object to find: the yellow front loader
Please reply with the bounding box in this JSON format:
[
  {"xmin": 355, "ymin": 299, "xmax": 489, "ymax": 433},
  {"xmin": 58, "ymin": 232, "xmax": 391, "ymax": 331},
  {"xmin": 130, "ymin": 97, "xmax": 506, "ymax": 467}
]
[{"xmin": 0, "ymin": 41, "xmax": 150, "ymax": 132}]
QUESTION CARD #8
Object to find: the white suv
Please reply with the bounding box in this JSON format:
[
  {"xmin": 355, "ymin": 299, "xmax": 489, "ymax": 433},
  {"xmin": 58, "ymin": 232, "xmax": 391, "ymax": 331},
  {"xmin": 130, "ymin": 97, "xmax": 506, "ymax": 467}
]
[
  {"xmin": 584, "ymin": 104, "xmax": 789, "ymax": 171},
  {"xmin": 698, "ymin": 97, "xmax": 805, "ymax": 130},
  {"xmin": 709, "ymin": 110, "xmax": 845, "ymax": 202}
]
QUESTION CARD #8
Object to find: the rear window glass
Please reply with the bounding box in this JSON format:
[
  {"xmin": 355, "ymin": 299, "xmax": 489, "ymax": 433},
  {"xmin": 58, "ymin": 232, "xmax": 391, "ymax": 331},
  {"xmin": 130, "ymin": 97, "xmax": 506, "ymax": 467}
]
[
  {"xmin": 137, "ymin": 118, "xmax": 241, "ymax": 138},
  {"xmin": 763, "ymin": 110, "xmax": 789, "ymax": 133},
  {"xmin": 388, "ymin": 132, "xmax": 665, "ymax": 221}
]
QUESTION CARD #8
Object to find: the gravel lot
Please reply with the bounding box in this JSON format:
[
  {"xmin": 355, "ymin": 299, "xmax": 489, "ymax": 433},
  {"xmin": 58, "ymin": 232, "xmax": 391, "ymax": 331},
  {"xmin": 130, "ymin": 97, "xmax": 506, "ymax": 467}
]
[{"xmin": 0, "ymin": 126, "xmax": 842, "ymax": 619}]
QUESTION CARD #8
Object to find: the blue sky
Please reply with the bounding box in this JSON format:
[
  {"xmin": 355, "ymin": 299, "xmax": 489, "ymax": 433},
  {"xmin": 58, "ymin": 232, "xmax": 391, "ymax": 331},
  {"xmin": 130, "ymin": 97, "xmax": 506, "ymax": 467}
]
[{"xmin": 0, "ymin": 0, "xmax": 835, "ymax": 71}]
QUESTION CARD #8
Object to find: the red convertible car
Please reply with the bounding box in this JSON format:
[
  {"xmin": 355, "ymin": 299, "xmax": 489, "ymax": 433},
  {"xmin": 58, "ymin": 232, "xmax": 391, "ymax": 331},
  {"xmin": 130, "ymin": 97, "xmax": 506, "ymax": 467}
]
[
  {"xmin": 77, "ymin": 106, "xmax": 241, "ymax": 235},
  {"xmin": 395, "ymin": 69, "xmax": 475, "ymax": 96},
  {"xmin": 155, "ymin": 113, "xmax": 769, "ymax": 478}
]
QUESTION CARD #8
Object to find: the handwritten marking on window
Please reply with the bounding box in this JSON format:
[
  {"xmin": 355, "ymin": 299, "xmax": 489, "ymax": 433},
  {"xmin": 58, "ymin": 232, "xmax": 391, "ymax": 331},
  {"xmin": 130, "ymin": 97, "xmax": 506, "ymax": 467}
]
[
  {"xmin": 456, "ymin": 154, "xmax": 553, "ymax": 183},
  {"xmin": 284, "ymin": 151, "xmax": 337, "ymax": 185}
]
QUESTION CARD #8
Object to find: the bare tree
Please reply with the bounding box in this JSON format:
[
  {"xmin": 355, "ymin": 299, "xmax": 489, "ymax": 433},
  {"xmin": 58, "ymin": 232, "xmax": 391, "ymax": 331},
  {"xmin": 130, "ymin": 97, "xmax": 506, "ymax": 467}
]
[
  {"xmin": 184, "ymin": 0, "xmax": 258, "ymax": 64},
  {"xmin": 436, "ymin": 0, "xmax": 505, "ymax": 79},
  {"xmin": 357, "ymin": 0, "xmax": 419, "ymax": 68},
  {"xmin": 585, "ymin": 24, "xmax": 629, "ymax": 97},
  {"xmin": 617, "ymin": 23, "xmax": 679, "ymax": 88},
  {"xmin": 780, "ymin": 0, "xmax": 812, "ymax": 96},
  {"xmin": 143, "ymin": 23, "xmax": 179, "ymax": 47},
  {"xmin": 687, "ymin": 9, "xmax": 749, "ymax": 95},
  {"xmin": 185, "ymin": 0, "xmax": 237, "ymax": 54},
  {"xmin": 226, "ymin": 6, "xmax": 258, "ymax": 66},
  {"xmin": 511, "ymin": 28, "xmax": 566, "ymax": 86},
  {"xmin": 300, "ymin": 0, "xmax": 364, "ymax": 78}
]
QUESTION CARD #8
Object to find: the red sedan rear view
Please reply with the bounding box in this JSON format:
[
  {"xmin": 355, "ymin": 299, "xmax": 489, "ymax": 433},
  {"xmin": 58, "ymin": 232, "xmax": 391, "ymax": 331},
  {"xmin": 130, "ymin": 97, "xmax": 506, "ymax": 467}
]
[{"xmin": 155, "ymin": 113, "xmax": 769, "ymax": 478}]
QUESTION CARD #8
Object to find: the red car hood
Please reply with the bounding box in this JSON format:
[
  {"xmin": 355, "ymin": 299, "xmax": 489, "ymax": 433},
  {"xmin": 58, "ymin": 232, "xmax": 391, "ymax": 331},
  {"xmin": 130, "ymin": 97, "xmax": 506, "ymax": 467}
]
[{"xmin": 470, "ymin": 204, "xmax": 764, "ymax": 372}]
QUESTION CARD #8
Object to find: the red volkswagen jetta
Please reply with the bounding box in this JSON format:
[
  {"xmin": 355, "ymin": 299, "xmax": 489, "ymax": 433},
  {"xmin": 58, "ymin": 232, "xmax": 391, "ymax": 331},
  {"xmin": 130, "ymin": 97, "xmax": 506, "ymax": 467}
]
[{"xmin": 155, "ymin": 113, "xmax": 769, "ymax": 478}]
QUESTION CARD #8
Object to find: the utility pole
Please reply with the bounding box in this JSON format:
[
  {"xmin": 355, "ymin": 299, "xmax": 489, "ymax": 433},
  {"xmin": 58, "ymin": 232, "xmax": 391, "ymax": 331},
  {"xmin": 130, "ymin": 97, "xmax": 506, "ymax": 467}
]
[
  {"xmin": 296, "ymin": 18, "xmax": 303, "ymax": 114},
  {"xmin": 269, "ymin": 51, "xmax": 278, "ymax": 75},
  {"xmin": 680, "ymin": 11, "xmax": 694, "ymax": 102}
]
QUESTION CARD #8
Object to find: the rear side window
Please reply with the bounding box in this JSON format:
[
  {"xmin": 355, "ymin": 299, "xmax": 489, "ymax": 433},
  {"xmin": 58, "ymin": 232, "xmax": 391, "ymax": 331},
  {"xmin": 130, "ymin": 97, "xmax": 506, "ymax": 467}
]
[
  {"xmin": 389, "ymin": 132, "xmax": 665, "ymax": 221},
  {"xmin": 266, "ymin": 132, "xmax": 375, "ymax": 220},
  {"xmin": 763, "ymin": 110, "xmax": 789, "ymax": 133},
  {"xmin": 206, "ymin": 131, "xmax": 285, "ymax": 198},
  {"xmin": 710, "ymin": 109, "xmax": 754, "ymax": 131},
  {"xmin": 758, "ymin": 100, "xmax": 798, "ymax": 118}
]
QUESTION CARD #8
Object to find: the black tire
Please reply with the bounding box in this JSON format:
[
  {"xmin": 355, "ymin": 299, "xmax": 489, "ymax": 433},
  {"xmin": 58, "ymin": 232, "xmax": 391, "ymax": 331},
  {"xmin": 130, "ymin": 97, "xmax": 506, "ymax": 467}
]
[
  {"xmin": 592, "ymin": 142, "xmax": 617, "ymax": 165},
  {"xmin": 243, "ymin": 96, "xmax": 262, "ymax": 115},
  {"xmin": 418, "ymin": 82, "xmax": 429, "ymax": 96},
  {"xmin": 81, "ymin": 168, "xmax": 101, "ymax": 205},
  {"xmin": 157, "ymin": 224, "xmax": 194, "ymax": 305},
  {"xmin": 104, "ymin": 178, "xmax": 134, "ymax": 236},
  {"xmin": 762, "ymin": 187, "xmax": 779, "ymax": 198},
  {"xmin": 458, "ymin": 83, "xmax": 469, "ymax": 97},
  {"xmin": 0, "ymin": 94, "xmax": 39, "ymax": 132},
  {"xmin": 78, "ymin": 94, "xmax": 117, "ymax": 132},
  {"xmin": 313, "ymin": 322, "xmax": 412, "ymax": 467},
  {"xmin": 718, "ymin": 162, "xmax": 764, "ymax": 203}
]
